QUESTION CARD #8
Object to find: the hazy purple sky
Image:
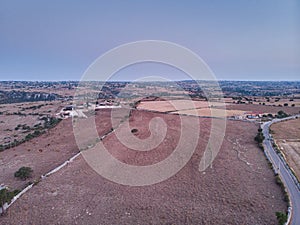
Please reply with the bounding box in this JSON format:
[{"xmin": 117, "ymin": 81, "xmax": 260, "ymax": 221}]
[{"xmin": 0, "ymin": 0, "xmax": 299, "ymax": 81}]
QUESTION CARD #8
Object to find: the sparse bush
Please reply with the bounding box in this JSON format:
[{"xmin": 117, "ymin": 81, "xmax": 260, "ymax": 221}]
[
  {"xmin": 275, "ymin": 174, "xmax": 283, "ymax": 187},
  {"xmin": 14, "ymin": 167, "xmax": 33, "ymax": 180},
  {"xmin": 283, "ymin": 192, "xmax": 289, "ymax": 202},
  {"xmin": 33, "ymin": 130, "xmax": 41, "ymax": 136}
]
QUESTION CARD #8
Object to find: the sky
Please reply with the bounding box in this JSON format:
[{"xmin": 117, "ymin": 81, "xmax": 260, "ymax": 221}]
[{"xmin": 0, "ymin": 0, "xmax": 299, "ymax": 81}]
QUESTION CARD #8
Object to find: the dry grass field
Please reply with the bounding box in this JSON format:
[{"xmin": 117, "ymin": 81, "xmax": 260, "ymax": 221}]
[
  {"xmin": 0, "ymin": 109, "xmax": 124, "ymax": 191},
  {"xmin": 226, "ymin": 104, "xmax": 300, "ymax": 115},
  {"xmin": 0, "ymin": 110, "xmax": 287, "ymax": 225},
  {"xmin": 137, "ymin": 99, "xmax": 300, "ymax": 119},
  {"xmin": 0, "ymin": 101, "xmax": 64, "ymax": 146},
  {"xmin": 171, "ymin": 108, "xmax": 246, "ymax": 117},
  {"xmin": 271, "ymin": 118, "xmax": 300, "ymax": 180},
  {"xmin": 137, "ymin": 99, "xmax": 229, "ymax": 113}
]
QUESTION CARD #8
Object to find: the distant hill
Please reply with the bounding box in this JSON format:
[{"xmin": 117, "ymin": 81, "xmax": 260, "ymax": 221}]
[{"xmin": 0, "ymin": 90, "xmax": 60, "ymax": 104}]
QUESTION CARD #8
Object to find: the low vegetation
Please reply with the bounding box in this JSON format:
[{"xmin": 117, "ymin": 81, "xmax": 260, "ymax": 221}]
[
  {"xmin": 0, "ymin": 188, "xmax": 20, "ymax": 214},
  {"xmin": 14, "ymin": 167, "xmax": 33, "ymax": 180},
  {"xmin": 0, "ymin": 117, "xmax": 61, "ymax": 152},
  {"xmin": 275, "ymin": 211, "xmax": 288, "ymax": 225},
  {"xmin": 276, "ymin": 110, "xmax": 289, "ymax": 118}
]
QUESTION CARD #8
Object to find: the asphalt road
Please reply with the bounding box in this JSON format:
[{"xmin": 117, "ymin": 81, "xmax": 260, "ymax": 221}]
[{"xmin": 261, "ymin": 115, "xmax": 300, "ymax": 225}]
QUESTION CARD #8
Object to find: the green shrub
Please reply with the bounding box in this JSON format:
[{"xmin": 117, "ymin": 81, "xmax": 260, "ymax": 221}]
[
  {"xmin": 275, "ymin": 211, "xmax": 287, "ymax": 225},
  {"xmin": 0, "ymin": 188, "xmax": 20, "ymax": 213},
  {"xmin": 14, "ymin": 167, "xmax": 33, "ymax": 180}
]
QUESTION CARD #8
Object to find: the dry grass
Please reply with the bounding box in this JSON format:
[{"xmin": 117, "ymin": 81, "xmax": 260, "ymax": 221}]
[
  {"xmin": 271, "ymin": 118, "xmax": 300, "ymax": 180},
  {"xmin": 0, "ymin": 110, "xmax": 286, "ymax": 225},
  {"xmin": 137, "ymin": 100, "xmax": 229, "ymax": 113},
  {"xmin": 171, "ymin": 108, "xmax": 246, "ymax": 117}
]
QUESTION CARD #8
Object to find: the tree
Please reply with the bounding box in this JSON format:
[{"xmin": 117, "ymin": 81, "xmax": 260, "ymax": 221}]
[
  {"xmin": 277, "ymin": 110, "xmax": 288, "ymax": 118},
  {"xmin": 14, "ymin": 167, "xmax": 33, "ymax": 180},
  {"xmin": 276, "ymin": 211, "xmax": 287, "ymax": 225},
  {"xmin": 254, "ymin": 128, "xmax": 265, "ymax": 148},
  {"xmin": 254, "ymin": 132, "xmax": 264, "ymax": 143}
]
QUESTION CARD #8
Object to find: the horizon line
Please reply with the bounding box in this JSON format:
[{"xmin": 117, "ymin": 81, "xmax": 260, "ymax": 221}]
[{"xmin": 0, "ymin": 79, "xmax": 300, "ymax": 82}]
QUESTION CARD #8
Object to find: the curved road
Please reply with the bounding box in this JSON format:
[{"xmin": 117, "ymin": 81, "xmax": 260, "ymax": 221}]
[{"xmin": 261, "ymin": 115, "xmax": 300, "ymax": 225}]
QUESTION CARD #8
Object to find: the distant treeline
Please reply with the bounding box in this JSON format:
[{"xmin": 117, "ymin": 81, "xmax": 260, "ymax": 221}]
[{"xmin": 0, "ymin": 90, "xmax": 60, "ymax": 104}]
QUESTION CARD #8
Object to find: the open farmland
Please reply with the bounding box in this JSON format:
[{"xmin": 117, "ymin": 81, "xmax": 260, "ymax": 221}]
[
  {"xmin": 137, "ymin": 99, "xmax": 300, "ymax": 119},
  {"xmin": 225, "ymin": 104, "xmax": 300, "ymax": 116},
  {"xmin": 271, "ymin": 118, "xmax": 300, "ymax": 180},
  {"xmin": 137, "ymin": 99, "xmax": 228, "ymax": 113},
  {"xmin": 170, "ymin": 108, "xmax": 246, "ymax": 117},
  {"xmin": 0, "ymin": 110, "xmax": 287, "ymax": 225}
]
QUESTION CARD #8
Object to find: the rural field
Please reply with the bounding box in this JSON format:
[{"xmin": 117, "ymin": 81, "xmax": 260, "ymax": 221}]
[
  {"xmin": 0, "ymin": 101, "xmax": 65, "ymax": 146},
  {"xmin": 225, "ymin": 104, "xmax": 300, "ymax": 116},
  {"xmin": 0, "ymin": 109, "xmax": 287, "ymax": 225},
  {"xmin": 137, "ymin": 99, "xmax": 300, "ymax": 118},
  {"xmin": 1, "ymin": 0, "xmax": 299, "ymax": 224},
  {"xmin": 271, "ymin": 118, "xmax": 300, "ymax": 180},
  {"xmin": 137, "ymin": 99, "xmax": 228, "ymax": 113}
]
